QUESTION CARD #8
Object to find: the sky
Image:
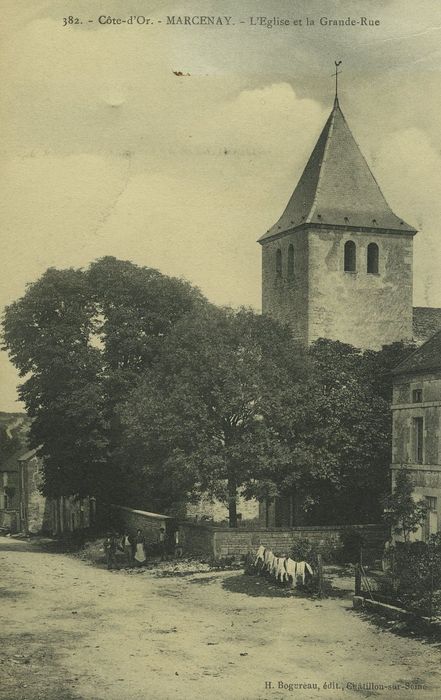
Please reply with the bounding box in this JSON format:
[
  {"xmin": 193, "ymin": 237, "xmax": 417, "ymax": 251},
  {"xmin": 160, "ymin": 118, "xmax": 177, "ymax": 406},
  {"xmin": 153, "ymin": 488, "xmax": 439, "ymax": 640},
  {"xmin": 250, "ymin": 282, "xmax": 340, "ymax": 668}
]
[{"xmin": 1, "ymin": 0, "xmax": 441, "ymax": 410}]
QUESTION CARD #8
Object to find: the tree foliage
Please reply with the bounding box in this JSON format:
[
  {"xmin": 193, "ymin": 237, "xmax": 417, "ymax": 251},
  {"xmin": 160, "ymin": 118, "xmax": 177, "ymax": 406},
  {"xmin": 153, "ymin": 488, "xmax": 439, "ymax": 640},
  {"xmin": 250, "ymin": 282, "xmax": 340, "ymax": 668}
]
[
  {"xmin": 2, "ymin": 258, "xmax": 205, "ymax": 499},
  {"xmin": 118, "ymin": 306, "xmax": 306, "ymax": 525},
  {"xmin": 280, "ymin": 338, "xmax": 415, "ymax": 524},
  {"xmin": 383, "ymin": 469, "xmax": 428, "ymax": 542}
]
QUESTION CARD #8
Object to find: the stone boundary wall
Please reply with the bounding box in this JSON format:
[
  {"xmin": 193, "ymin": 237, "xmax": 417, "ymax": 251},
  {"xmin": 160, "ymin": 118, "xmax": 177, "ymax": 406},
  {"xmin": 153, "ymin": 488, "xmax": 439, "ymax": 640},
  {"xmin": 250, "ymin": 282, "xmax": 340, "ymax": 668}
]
[
  {"xmin": 178, "ymin": 521, "xmax": 214, "ymax": 557},
  {"xmin": 211, "ymin": 524, "xmax": 387, "ymax": 562},
  {"xmin": 109, "ymin": 505, "xmax": 388, "ymax": 562}
]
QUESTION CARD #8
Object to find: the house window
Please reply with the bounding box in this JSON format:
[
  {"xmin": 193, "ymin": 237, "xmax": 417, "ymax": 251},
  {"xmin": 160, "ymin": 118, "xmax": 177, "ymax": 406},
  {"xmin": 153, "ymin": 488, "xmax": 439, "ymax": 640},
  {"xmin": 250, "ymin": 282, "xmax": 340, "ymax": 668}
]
[
  {"xmin": 413, "ymin": 417, "xmax": 424, "ymax": 464},
  {"xmin": 424, "ymin": 496, "xmax": 438, "ymax": 541},
  {"xmin": 412, "ymin": 389, "xmax": 423, "ymax": 403},
  {"xmin": 426, "ymin": 496, "xmax": 437, "ymax": 512},
  {"xmin": 276, "ymin": 249, "xmax": 282, "ymax": 276},
  {"xmin": 287, "ymin": 244, "xmax": 294, "ymax": 277},
  {"xmin": 367, "ymin": 243, "xmax": 379, "ymax": 273},
  {"xmin": 2, "ymin": 472, "xmax": 7, "ymax": 487},
  {"xmin": 344, "ymin": 240, "xmax": 356, "ymax": 272}
]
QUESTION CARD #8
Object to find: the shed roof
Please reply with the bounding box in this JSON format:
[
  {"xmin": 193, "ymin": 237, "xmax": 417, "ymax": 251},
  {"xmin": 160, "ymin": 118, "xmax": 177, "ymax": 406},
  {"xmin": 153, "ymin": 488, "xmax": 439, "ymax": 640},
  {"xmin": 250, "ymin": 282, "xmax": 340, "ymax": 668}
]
[
  {"xmin": 112, "ymin": 504, "xmax": 173, "ymax": 520},
  {"xmin": 18, "ymin": 448, "xmax": 41, "ymax": 462}
]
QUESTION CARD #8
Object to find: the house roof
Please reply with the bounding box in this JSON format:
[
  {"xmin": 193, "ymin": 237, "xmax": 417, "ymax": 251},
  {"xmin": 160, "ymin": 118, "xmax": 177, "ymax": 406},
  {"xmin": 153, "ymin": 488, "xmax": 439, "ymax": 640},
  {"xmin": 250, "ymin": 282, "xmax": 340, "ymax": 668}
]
[
  {"xmin": 392, "ymin": 329, "xmax": 441, "ymax": 376},
  {"xmin": 258, "ymin": 98, "xmax": 416, "ymax": 243},
  {"xmin": 18, "ymin": 448, "xmax": 40, "ymax": 462},
  {"xmin": 413, "ymin": 307, "xmax": 441, "ymax": 345}
]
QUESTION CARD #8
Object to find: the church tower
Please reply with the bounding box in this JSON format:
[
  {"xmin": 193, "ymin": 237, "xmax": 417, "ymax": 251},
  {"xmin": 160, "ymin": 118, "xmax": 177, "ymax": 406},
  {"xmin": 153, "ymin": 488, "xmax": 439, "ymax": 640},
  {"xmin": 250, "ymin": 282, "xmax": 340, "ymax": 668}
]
[{"xmin": 258, "ymin": 94, "xmax": 416, "ymax": 350}]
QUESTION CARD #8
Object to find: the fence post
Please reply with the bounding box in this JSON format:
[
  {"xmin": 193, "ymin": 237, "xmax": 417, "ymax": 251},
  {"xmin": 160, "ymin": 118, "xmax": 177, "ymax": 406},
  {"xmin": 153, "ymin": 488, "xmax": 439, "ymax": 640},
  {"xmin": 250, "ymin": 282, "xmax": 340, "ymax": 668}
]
[
  {"xmin": 317, "ymin": 554, "xmax": 323, "ymax": 598},
  {"xmin": 355, "ymin": 563, "xmax": 362, "ymax": 596},
  {"xmin": 429, "ymin": 545, "xmax": 434, "ymax": 622}
]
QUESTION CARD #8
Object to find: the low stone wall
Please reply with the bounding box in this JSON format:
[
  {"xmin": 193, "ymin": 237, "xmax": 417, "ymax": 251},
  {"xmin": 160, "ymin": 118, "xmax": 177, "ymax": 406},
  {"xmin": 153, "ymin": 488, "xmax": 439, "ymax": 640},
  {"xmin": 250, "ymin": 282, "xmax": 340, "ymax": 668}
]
[
  {"xmin": 211, "ymin": 524, "xmax": 388, "ymax": 562},
  {"xmin": 354, "ymin": 596, "xmax": 441, "ymax": 634},
  {"xmin": 178, "ymin": 521, "xmax": 214, "ymax": 557},
  {"xmin": 108, "ymin": 506, "xmax": 387, "ymax": 562}
]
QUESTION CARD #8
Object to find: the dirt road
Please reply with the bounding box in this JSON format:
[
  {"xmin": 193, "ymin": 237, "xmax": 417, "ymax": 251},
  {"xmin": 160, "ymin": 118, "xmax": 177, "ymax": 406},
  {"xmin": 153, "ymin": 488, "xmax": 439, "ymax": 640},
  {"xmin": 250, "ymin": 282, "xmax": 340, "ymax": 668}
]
[{"xmin": 1, "ymin": 536, "xmax": 440, "ymax": 700}]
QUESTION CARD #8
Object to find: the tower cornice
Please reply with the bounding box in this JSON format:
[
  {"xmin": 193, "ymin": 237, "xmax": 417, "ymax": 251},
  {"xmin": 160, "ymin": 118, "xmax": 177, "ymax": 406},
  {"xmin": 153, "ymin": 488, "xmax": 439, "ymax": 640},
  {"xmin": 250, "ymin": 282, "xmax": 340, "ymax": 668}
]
[{"xmin": 258, "ymin": 221, "xmax": 417, "ymax": 245}]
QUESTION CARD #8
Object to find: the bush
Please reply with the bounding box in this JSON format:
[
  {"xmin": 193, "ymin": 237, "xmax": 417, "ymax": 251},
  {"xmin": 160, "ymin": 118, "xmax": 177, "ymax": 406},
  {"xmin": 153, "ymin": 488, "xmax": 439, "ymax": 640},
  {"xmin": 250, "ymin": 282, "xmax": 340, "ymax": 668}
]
[
  {"xmin": 291, "ymin": 537, "xmax": 342, "ymax": 565},
  {"xmin": 291, "ymin": 539, "xmax": 319, "ymax": 567},
  {"xmin": 290, "ymin": 539, "xmax": 332, "ymax": 597},
  {"xmin": 377, "ymin": 535, "xmax": 441, "ymax": 616}
]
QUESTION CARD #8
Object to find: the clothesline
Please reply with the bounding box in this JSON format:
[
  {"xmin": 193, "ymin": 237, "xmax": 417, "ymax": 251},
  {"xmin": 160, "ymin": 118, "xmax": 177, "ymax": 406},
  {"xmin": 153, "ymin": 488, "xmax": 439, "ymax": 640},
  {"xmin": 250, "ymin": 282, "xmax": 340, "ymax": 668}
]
[{"xmin": 250, "ymin": 544, "xmax": 314, "ymax": 588}]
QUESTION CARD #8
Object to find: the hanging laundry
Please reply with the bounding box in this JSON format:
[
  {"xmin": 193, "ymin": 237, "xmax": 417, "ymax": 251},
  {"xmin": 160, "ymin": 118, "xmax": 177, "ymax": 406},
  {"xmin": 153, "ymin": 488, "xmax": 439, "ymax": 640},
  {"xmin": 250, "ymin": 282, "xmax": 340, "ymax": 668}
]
[
  {"xmin": 284, "ymin": 558, "xmax": 297, "ymax": 587},
  {"xmin": 296, "ymin": 561, "xmax": 313, "ymax": 585},
  {"xmin": 265, "ymin": 550, "xmax": 275, "ymax": 574},
  {"xmin": 276, "ymin": 557, "xmax": 288, "ymax": 583},
  {"xmin": 254, "ymin": 544, "xmax": 265, "ymax": 567},
  {"xmin": 270, "ymin": 555, "xmax": 278, "ymax": 577}
]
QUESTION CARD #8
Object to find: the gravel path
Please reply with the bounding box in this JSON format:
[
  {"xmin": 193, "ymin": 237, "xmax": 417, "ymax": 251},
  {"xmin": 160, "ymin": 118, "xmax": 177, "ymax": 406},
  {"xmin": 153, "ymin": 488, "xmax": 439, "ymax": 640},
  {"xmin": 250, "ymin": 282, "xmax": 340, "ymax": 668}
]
[{"xmin": 1, "ymin": 536, "xmax": 440, "ymax": 700}]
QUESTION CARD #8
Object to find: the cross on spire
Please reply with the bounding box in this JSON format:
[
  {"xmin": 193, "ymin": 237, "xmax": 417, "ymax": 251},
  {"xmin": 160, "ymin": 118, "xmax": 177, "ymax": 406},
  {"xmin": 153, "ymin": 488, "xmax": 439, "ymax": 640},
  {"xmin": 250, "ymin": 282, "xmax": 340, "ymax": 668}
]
[{"xmin": 333, "ymin": 60, "xmax": 342, "ymax": 104}]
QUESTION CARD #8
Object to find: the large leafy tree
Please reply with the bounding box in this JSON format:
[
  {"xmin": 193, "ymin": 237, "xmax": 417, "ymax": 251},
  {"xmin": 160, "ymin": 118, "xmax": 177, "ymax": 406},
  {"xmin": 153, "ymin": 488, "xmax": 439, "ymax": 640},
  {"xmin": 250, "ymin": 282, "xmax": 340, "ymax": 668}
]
[
  {"xmin": 118, "ymin": 324, "xmax": 416, "ymax": 526},
  {"xmin": 119, "ymin": 306, "xmax": 306, "ymax": 526},
  {"xmin": 2, "ymin": 267, "xmax": 106, "ymax": 496},
  {"xmin": 270, "ymin": 338, "xmax": 416, "ymax": 524},
  {"xmin": 2, "ymin": 258, "xmax": 205, "ymax": 499}
]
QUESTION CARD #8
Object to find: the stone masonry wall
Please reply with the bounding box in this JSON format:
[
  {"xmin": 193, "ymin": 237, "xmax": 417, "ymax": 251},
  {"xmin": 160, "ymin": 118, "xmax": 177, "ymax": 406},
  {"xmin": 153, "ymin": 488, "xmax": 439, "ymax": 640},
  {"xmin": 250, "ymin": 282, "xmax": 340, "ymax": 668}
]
[
  {"xmin": 261, "ymin": 230, "xmax": 309, "ymax": 345},
  {"xmin": 178, "ymin": 521, "xmax": 214, "ymax": 556},
  {"xmin": 212, "ymin": 524, "xmax": 387, "ymax": 563},
  {"xmin": 308, "ymin": 228, "xmax": 414, "ymax": 349},
  {"xmin": 109, "ymin": 506, "xmax": 387, "ymax": 562}
]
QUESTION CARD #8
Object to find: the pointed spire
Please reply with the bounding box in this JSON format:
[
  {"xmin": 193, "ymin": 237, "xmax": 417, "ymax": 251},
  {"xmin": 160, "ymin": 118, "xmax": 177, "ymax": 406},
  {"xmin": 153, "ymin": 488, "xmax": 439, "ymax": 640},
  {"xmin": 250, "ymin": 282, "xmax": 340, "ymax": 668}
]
[{"xmin": 258, "ymin": 92, "xmax": 416, "ymax": 242}]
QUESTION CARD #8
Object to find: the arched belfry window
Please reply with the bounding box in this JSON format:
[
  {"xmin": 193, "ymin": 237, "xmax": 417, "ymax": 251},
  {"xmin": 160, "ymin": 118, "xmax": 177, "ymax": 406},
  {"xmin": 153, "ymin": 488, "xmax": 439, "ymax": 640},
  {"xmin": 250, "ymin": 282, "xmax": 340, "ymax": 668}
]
[
  {"xmin": 367, "ymin": 243, "xmax": 379, "ymax": 274},
  {"xmin": 276, "ymin": 248, "xmax": 282, "ymax": 276},
  {"xmin": 344, "ymin": 240, "xmax": 356, "ymax": 272},
  {"xmin": 288, "ymin": 244, "xmax": 294, "ymax": 277}
]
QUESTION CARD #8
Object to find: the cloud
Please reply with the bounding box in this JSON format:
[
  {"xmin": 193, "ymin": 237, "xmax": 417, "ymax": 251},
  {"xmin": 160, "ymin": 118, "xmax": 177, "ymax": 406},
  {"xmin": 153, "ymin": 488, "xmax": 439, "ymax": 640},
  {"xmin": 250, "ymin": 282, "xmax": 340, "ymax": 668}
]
[{"xmin": 375, "ymin": 127, "xmax": 441, "ymax": 306}]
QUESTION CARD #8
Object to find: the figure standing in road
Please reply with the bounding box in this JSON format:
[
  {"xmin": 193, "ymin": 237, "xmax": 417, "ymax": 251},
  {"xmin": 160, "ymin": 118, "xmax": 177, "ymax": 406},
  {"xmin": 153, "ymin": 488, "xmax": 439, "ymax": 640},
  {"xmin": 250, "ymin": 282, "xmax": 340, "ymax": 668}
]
[
  {"xmin": 103, "ymin": 532, "xmax": 118, "ymax": 570},
  {"xmin": 174, "ymin": 527, "xmax": 183, "ymax": 558},
  {"xmin": 134, "ymin": 528, "xmax": 147, "ymax": 566},
  {"xmin": 159, "ymin": 526, "xmax": 166, "ymax": 561},
  {"xmin": 121, "ymin": 530, "xmax": 134, "ymax": 567}
]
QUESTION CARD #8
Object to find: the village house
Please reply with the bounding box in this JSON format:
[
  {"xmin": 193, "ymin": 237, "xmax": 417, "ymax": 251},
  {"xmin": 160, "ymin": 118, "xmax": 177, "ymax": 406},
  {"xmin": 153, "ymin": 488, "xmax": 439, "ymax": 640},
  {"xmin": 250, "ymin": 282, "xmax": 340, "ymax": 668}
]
[
  {"xmin": 0, "ymin": 414, "xmax": 30, "ymax": 532},
  {"xmin": 391, "ymin": 330, "xmax": 441, "ymax": 540},
  {"xmin": 16, "ymin": 448, "xmax": 96, "ymax": 536},
  {"xmin": 0, "ymin": 425, "xmax": 96, "ymax": 536},
  {"xmin": 0, "ymin": 446, "xmax": 22, "ymax": 533}
]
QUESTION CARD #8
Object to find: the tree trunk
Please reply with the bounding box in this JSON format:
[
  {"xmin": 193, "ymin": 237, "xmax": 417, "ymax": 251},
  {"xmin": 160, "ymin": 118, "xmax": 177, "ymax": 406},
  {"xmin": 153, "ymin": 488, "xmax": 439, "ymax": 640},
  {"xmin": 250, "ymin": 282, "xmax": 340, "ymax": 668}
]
[{"xmin": 228, "ymin": 476, "xmax": 238, "ymax": 529}]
